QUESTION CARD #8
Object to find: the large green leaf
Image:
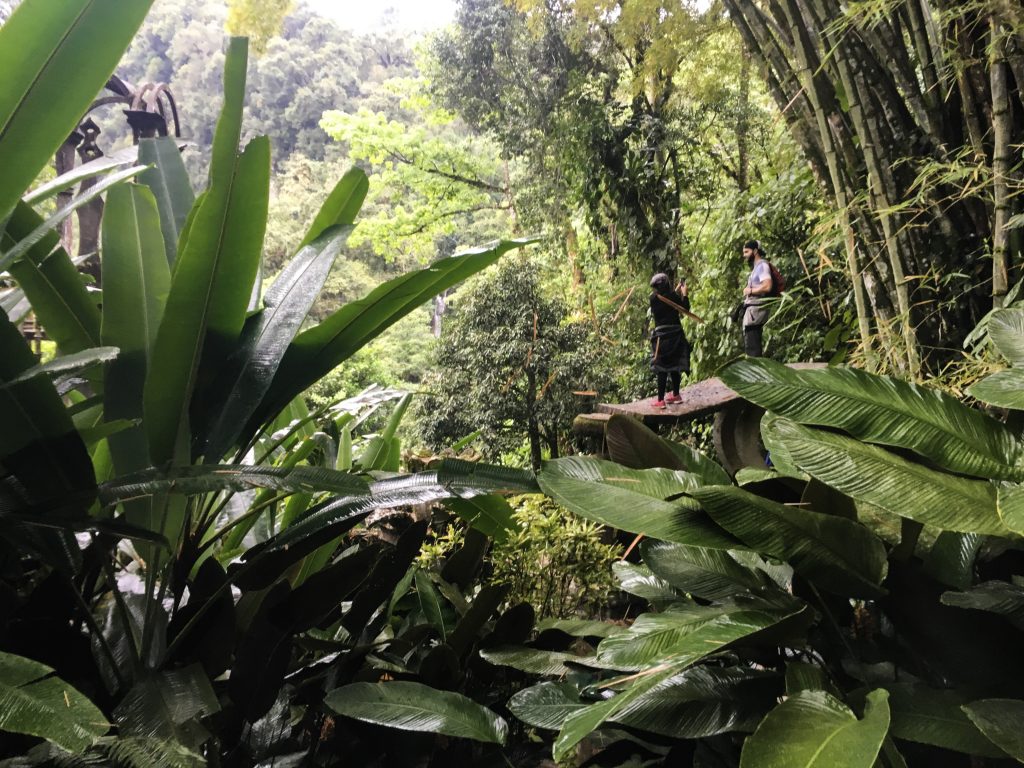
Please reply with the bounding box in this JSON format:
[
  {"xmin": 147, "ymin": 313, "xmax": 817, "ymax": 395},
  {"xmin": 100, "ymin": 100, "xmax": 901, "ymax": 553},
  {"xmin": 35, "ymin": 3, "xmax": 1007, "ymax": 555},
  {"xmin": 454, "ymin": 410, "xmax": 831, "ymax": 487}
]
[
  {"xmin": 114, "ymin": 665, "xmax": 219, "ymax": 752},
  {"xmin": 138, "ymin": 137, "xmax": 195, "ymax": 265},
  {"xmin": 542, "ymin": 456, "xmax": 706, "ymax": 505},
  {"xmin": 144, "ymin": 39, "xmax": 267, "ymax": 465},
  {"xmin": 885, "ymin": 683, "xmax": 1007, "ymax": 757},
  {"xmin": 692, "ymin": 485, "xmax": 888, "ymax": 598},
  {"xmin": 0, "ymin": 650, "xmax": 108, "ymax": 752},
  {"xmin": 325, "ymin": 681, "xmax": 508, "ymax": 744},
  {"xmin": 537, "ymin": 459, "xmax": 739, "ymax": 549},
  {"xmin": 987, "ymin": 308, "xmax": 1024, "ymax": 364},
  {"xmin": 98, "ymin": 464, "xmax": 369, "ymax": 505},
  {"xmin": 763, "ymin": 417, "xmax": 1009, "ymax": 536},
  {"xmin": 0, "ymin": 0, "xmax": 154, "ymax": 220},
  {"xmin": 969, "ymin": 370, "xmax": 1024, "ymax": 410},
  {"xmin": 0, "ymin": 308, "xmax": 95, "ymax": 511},
  {"xmin": 998, "ymin": 482, "xmax": 1024, "ymax": 535},
  {"xmin": 940, "ymin": 581, "xmax": 1024, "ymax": 630},
  {"xmin": 481, "ymin": 647, "xmax": 604, "ymax": 676},
  {"xmin": 739, "ymin": 689, "xmax": 889, "ymax": 768},
  {"xmin": 962, "ymin": 699, "xmax": 1024, "ymax": 762},
  {"xmin": 1, "ymin": 165, "xmax": 146, "ymax": 274},
  {"xmin": 605, "ymin": 414, "xmax": 731, "ymax": 484},
  {"xmin": 4, "ymin": 346, "xmax": 118, "ymax": 386},
  {"xmin": 612, "ymin": 666, "xmax": 780, "ymax": 739},
  {"xmin": 509, "ymin": 682, "xmax": 588, "ymax": 731},
  {"xmin": 23, "ymin": 144, "xmax": 139, "ymax": 206},
  {"xmin": 444, "ymin": 494, "xmax": 517, "ymax": 542},
  {"xmin": 253, "ymin": 238, "xmax": 538, "ymax": 428},
  {"xmin": 613, "ymin": 561, "xmax": 682, "ymax": 604},
  {"xmin": 640, "ymin": 540, "xmax": 775, "ymax": 599},
  {"xmin": 298, "ymin": 167, "xmax": 368, "ymax": 249},
  {"xmin": 721, "ymin": 358, "xmax": 1022, "ymax": 480},
  {"xmin": 1, "ymin": 201, "xmax": 100, "ymax": 354},
  {"xmin": 594, "ymin": 596, "xmax": 803, "ymax": 671},
  {"xmin": 198, "ymin": 226, "xmax": 351, "ymax": 462}
]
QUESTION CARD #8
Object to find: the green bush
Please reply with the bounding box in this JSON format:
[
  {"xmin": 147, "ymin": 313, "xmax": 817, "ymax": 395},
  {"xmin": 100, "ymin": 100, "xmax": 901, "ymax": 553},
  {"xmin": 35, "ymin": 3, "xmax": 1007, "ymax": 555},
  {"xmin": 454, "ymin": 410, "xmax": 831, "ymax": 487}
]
[{"xmin": 490, "ymin": 495, "xmax": 621, "ymax": 620}]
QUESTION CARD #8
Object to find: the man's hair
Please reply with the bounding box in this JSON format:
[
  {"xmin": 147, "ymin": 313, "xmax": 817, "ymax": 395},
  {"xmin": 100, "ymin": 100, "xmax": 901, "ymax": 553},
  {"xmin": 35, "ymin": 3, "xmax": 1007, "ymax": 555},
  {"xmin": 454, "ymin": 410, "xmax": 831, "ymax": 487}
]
[
  {"xmin": 650, "ymin": 272, "xmax": 670, "ymax": 289},
  {"xmin": 743, "ymin": 239, "xmax": 763, "ymax": 256}
]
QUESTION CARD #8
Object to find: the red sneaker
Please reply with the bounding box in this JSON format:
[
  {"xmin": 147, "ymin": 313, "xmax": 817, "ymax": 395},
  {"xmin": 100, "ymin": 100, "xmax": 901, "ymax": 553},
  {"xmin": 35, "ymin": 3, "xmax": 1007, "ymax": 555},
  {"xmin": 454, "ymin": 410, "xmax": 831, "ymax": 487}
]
[
  {"xmin": 665, "ymin": 393, "xmax": 682, "ymax": 404},
  {"xmin": 651, "ymin": 399, "xmax": 666, "ymax": 409}
]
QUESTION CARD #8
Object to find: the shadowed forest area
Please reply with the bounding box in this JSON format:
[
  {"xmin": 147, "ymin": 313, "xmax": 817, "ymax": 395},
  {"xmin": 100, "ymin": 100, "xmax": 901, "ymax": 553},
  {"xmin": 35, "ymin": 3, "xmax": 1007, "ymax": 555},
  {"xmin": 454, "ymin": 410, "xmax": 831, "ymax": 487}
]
[{"xmin": 2, "ymin": 0, "xmax": 1024, "ymax": 765}]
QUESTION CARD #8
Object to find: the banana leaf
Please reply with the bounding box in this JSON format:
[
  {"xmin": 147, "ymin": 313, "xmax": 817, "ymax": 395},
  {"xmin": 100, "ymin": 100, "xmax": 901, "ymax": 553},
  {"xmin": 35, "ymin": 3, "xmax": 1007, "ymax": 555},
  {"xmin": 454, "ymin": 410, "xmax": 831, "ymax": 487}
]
[
  {"xmin": 885, "ymin": 683, "xmax": 1007, "ymax": 758},
  {"xmin": 968, "ymin": 369, "xmax": 1024, "ymax": 411},
  {"xmin": 940, "ymin": 581, "xmax": 1024, "ymax": 630},
  {"xmin": 722, "ymin": 358, "xmax": 1023, "ymax": 480},
  {"xmin": 986, "ymin": 308, "xmax": 1024, "ymax": 365},
  {"xmin": 137, "ymin": 137, "xmax": 195, "ymax": 266},
  {"xmin": 605, "ymin": 413, "xmax": 731, "ymax": 484},
  {"xmin": 298, "ymin": 167, "xmax": 368, "ymax": 249},
  {"xmin": 639, "ymin": 539, "xmax": 776, "ymax": 600}
]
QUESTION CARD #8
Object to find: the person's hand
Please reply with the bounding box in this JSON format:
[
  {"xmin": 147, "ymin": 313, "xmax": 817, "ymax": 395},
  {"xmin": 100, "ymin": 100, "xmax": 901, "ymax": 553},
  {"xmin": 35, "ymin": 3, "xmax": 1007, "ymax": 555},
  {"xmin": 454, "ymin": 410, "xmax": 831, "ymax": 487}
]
[
  {"xmin": 743, "ymin": 286, "xmax": 750, "ymax": 297},
  {"xmin": 678, "ymin": 281, "xmax": 688, "ymax": 297}
]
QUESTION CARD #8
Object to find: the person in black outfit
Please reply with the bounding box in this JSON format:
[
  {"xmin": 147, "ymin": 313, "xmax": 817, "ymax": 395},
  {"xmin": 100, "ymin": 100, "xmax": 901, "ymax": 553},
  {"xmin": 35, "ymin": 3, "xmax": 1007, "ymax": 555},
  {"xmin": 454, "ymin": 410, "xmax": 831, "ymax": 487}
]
[{"xmin": 648, "ymin": 272, "xmax": 691, "ymax": 408}]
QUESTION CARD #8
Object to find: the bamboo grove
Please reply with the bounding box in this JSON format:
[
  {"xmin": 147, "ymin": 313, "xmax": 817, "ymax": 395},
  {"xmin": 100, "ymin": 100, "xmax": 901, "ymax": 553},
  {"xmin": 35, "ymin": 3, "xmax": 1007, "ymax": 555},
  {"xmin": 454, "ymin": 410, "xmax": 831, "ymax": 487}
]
[{"xmin": 723, "ymin": 0, "xmax": 1024, "ymax": 375}]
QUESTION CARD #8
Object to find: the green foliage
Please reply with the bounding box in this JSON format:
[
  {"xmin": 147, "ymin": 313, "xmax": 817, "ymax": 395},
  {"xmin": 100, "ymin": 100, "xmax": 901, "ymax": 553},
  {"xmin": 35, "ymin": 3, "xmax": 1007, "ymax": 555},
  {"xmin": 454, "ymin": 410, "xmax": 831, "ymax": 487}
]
[
  {"xmin": 417, "ymin": 254, "xmax": 610, "ymax": 468},
  {"xmin": 489, "ymin": 495, "xmax": 621, "ymax": 619}
]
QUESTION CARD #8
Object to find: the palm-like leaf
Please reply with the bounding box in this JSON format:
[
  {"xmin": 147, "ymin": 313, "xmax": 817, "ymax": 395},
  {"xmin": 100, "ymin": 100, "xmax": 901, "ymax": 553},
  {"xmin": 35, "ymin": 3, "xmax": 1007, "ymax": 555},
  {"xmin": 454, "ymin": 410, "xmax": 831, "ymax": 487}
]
[
  {"xmin": 639, "ymin": 540, "xmax": 776, "ymax": 599},
  {"xmin": 721, "ymin": 358, "xmax": 1023, "ymax": 480}
]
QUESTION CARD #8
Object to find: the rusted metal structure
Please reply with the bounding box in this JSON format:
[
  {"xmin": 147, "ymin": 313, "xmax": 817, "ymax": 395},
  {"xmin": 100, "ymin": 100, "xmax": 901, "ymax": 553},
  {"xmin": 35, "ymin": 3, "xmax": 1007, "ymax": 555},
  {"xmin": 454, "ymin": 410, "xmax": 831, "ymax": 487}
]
[{"xmin": 55, "ymin": 75, "xmax": 182, "ymax": 281}]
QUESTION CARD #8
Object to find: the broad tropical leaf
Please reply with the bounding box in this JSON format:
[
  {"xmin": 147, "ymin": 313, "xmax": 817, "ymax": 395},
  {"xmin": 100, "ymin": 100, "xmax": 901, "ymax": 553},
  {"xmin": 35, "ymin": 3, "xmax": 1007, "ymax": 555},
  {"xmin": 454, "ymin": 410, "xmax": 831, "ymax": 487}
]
[
  {"xmin": 543, "ymin": 456, "xmax": 706, "ymax": 505},
  {"xmin": 763, "ymin": 417, "xmax": 1010, "ymax": 536},
  {"xmin": 739, "ymin": 689, "xmax": 889, "ymax": 768},
  {"xmin": 444, "ymin": 495, "xmax": 517, "ymax": 542},
  {"xmin": 594, "ymin": 596, "xmax": 803, "ymax": 671},
  {"xmin": 537, "ymin": 459, "xmax": 739, "ymax": 550},
  {"xmin": 0, "ymin": 0, "xmax": 154, "ymax": 220},
  {"xmin": 612, "ymin": 666, "xmax": 780, "ymax": 739},
  {"xmin": 298, "ymin": 167, "xmax": 368, "ymax": 248},
  {"xmin": 886, "ymin": 683, "xmax": 1007, "ymax": 758},
  {"xmin": 0, "ymin": 308, "xmax": 95, "ymax": 511},
  {"xmin": 325, "ymin": 681, "xmax": 508, "ymax": 744},
  {"xmin": 23, "ymin": 145, "xmax": 139, "ymax": 206},
  {"xmin": 99, "ymin": 464, "xmax": 369, "ymax": 505},
  {"xmin": 0, "ymin": 165, "xmax": 147, "ymax": 274},
  {"xmin": 940, "ymin": 581, "xmax": 1024, "ymax": 630},
  {"xmin": 968, "ymin": 370, "xmax": 1024, "ymax": 411},
  {"xmin": 605, "ymin": 413, "xmax": 730, "ymax": 484},
  {"xmin": 144, "ymin": 39, "xmax": 266, "ymax": 465},
  {"xmin": 198, "ymin": 226, "xmax": 351, "ymax": 462},
  {"xmin": 481, "ymin": 648, "xmax": 598, "ymax": 676},
  {"xmin": 640, "ymin": 540, "xmax": 775, "ymax": 599},
  {"xmin": 922, "ymin": 532, "xmax": 983, "ymax": 590},
  {"xmin": 613, "ymin": 562, "xmax": 681, "ymax": 604},
  {"xmin": 987, "ymin": 308, "xmax": 1024, "ymax": 365},
  {"xmin": 1, "ymin": 202, "xmax": 101, "ymax": 354},
  {"xmin": 0, "ymin": 650, "xmax": 108, "ymax": 753},
  {"xmin": 509, "ymin": 682, "xmax": 588, "ymax": 731},
  {"xmin": 114, "ymin": 665, "xmax": 219, "ymax": 751},
  {"xmin": 252, "ymin": 238, "xmax": 538, "ymax": 428},
  {"xmin": 138, "ymin": 137, "xmax": 195, "ymax": 265},
  {"xmin": 998, "ymin": 482, "xmax": 1024, "ymax": 535},
  {"xmin": 722, "ymin": 358, "xmax": 1023, "ymax": 480},
  {"xmin": 962, "ymin": 699, "xmax": 1024, "ymax": 761},
  {"xmin": 692, "ymin": 485, "xmax": 888, "ymax": 598},
  {"xmin": 4, "ymin": 347, "xmax": 118, "ymax": 386},
  {"xmin": 535, "ymin": 618, "xmax": 625, "ymax": 638}
]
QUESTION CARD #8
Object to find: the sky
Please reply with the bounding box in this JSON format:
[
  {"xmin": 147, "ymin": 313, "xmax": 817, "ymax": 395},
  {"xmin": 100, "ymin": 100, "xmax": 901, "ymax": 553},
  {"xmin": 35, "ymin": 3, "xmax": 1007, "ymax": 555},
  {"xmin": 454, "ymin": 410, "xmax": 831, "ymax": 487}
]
[{"xmin": 304, "ymin": 0, "xmax": 457, "ymax": 33}]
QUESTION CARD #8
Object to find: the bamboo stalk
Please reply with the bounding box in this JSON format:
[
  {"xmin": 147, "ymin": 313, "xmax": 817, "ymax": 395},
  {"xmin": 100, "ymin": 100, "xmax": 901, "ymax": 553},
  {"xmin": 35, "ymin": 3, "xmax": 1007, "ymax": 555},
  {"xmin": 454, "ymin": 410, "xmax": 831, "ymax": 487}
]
[{"xmin": 991, "ymin": 16, "xmax": 1012, "ymax": 305}]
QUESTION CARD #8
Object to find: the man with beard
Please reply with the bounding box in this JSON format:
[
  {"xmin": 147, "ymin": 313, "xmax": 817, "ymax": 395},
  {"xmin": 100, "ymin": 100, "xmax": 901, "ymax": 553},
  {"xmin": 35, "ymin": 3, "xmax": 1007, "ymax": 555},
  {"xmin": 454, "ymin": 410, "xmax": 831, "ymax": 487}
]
[{"xmin": 741, "ymin": 239, "xmax": 772, "ymax": 357}]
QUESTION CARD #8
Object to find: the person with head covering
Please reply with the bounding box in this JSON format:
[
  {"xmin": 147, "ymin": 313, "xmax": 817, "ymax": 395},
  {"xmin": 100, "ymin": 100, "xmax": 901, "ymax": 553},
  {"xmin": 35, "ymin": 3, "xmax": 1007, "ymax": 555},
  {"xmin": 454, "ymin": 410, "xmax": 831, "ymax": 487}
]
[
  {"xmin": 741, "ymin": 239, "xmax": 771, "ymax": 357},
  {"xmin": 648, "ymin": 272, "xmax": 691, "ymax": 409}
]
